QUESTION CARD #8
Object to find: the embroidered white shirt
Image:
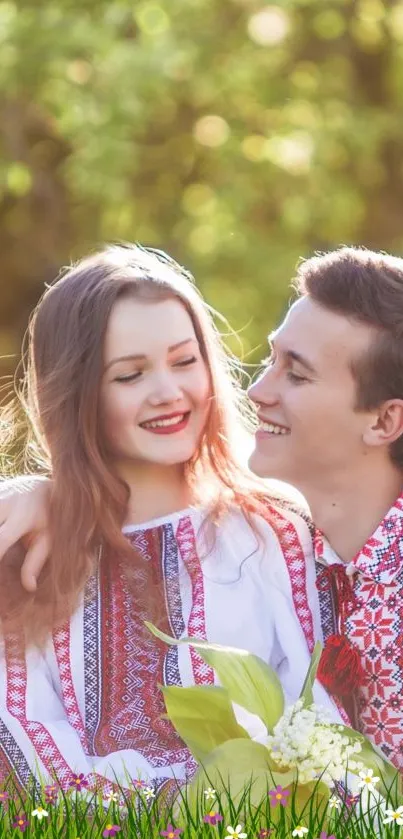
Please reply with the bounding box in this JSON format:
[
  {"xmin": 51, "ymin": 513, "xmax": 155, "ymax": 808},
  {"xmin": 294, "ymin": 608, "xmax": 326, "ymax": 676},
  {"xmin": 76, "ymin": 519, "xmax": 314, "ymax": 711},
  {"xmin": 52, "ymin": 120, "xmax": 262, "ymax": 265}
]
[{"xmin": 0, "ymin": 502, "xmax": 341, "ymax": 794}]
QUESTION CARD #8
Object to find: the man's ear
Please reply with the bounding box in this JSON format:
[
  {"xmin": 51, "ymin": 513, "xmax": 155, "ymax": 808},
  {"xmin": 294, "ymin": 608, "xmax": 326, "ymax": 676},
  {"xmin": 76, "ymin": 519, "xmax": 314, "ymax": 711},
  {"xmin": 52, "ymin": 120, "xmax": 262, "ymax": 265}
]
[{"xmin": 363, "ymin": 399, "xmax": 403, "ymax": 448}]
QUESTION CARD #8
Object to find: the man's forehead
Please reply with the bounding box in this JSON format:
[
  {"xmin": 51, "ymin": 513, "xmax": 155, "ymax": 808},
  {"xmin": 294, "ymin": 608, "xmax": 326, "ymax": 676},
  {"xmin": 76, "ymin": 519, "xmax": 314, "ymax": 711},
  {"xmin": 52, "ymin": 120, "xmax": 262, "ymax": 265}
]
[{"xmin": 269, "ymin": 297, "xmax": 374, "ymax": 367}]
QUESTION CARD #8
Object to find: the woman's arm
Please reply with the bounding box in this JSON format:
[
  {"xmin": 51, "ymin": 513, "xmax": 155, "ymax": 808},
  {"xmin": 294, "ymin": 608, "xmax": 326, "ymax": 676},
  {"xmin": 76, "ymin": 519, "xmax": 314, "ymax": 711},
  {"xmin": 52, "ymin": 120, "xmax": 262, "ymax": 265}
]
[{"xmin": 0, "ymin": 477, "xmax": 51, "ymax": 591}]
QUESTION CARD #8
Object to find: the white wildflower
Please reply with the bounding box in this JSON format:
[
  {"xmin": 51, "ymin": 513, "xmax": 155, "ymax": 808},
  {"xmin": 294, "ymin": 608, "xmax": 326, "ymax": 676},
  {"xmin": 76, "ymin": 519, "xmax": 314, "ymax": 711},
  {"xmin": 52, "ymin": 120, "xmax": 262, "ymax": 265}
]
[
  {"xmin": 383, "ymin": 806, "xmax": 403, "ymax": 825},
  {"xmin": 32, "ymin": 807, "xmax": 49, "ymax": 820},
  {"xmin": 143, "ymin": 785, "xmax": 155, "ymax": 800},
  {"xmin": 104, "ymin": 791, "xmax": 119, "ymax": 803},
  {"xmin": 328, "ymin": 795, "xmax": 341, "ymax": 810},
  {"xmin": 225, "ymin": 826, "xmax": 247, "ymax": 838},
  {"xmin": 204, "ymin": 787, "xmax": 216, "ymax": 801},
  {"xmin": 357, "ymin": 768, "xmax": 380, "ymax": 793},
  {"xmin": 292, "ymin": 827, "xmax": 308, "ymax": 838}
]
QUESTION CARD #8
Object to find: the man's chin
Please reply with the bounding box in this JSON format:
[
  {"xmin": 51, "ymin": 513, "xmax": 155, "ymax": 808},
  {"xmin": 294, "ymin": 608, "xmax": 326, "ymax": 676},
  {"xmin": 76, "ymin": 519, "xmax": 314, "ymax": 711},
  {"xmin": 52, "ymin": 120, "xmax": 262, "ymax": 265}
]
[
  {"xmin": 248, "ymin": 451, "xmax": 272, "ymax": 479},
  {"xmin": 248, "ymin": 449, "xmax": 292, "ymax": 482}
]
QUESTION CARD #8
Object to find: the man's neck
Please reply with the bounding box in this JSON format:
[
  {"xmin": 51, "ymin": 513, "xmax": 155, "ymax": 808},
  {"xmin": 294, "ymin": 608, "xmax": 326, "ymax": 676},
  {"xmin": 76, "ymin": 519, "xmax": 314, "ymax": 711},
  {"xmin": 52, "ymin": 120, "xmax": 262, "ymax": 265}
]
[{"xmin": 302, "ymin": 465, "xmax": 403, "ymax": 563}]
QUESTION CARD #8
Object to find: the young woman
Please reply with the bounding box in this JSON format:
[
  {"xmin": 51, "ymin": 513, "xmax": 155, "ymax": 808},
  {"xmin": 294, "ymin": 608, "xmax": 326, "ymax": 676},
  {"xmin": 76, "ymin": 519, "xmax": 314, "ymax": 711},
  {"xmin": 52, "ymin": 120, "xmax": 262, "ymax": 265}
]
[{"xmin": 0, "ymin": 244, "xmax": 339, "ymax": 798}]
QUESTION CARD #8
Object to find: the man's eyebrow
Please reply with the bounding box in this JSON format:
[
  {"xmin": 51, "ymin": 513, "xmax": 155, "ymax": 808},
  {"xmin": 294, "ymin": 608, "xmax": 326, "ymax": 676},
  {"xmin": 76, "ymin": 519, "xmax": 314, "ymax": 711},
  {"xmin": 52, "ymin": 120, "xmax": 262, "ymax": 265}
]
[
  {"xmin": 105, "ymin": 338, "xmax": 197, "ymax": 371},
  {"xmin": 267, "ymin": 333, "xmax": 317, "ymax": 375}
]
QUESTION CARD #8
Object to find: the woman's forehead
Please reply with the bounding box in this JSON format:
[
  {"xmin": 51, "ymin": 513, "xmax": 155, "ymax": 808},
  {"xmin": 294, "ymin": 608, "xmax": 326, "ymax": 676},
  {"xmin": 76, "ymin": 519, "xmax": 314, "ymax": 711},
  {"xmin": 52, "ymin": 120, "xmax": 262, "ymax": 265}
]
[{"xmin": 104, "ymin": 297, "xmax": 197, "ymax": 361}]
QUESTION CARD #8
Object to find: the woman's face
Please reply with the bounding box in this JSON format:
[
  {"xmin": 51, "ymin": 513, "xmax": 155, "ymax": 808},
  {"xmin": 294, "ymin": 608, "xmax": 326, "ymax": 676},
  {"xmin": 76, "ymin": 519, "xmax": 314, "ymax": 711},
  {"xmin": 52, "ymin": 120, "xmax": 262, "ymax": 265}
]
[{"xmin": 100, "ymin": 295, "xmax": 211, "ymax": 469}]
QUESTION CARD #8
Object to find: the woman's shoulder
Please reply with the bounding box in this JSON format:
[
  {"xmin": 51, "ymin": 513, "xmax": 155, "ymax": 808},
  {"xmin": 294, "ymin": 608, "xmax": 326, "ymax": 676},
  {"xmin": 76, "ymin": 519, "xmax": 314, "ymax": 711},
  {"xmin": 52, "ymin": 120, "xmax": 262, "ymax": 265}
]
[
  {"xmin": 199, "ymin": 492, "xmax": 313, "ymax": 580},
  {"xmin": 253, "ymin": 491, "xmax": 314, "ymax": 544},
  {"xmin": 229, "ymin": 488, "xmax": 314, "ymax": 548}
]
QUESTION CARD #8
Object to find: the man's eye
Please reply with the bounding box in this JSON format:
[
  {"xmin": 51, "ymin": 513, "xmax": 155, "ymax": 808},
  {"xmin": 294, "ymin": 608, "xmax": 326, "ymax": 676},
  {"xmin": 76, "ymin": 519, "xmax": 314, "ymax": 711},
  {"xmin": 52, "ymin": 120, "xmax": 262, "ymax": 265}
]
[
  {"xmin": 287, "ymin": 371, "xmax": 307, "ymax": 384},
  {"xmin": 114, "ymin": 372, "xmax": 142, "ymax": 383}
]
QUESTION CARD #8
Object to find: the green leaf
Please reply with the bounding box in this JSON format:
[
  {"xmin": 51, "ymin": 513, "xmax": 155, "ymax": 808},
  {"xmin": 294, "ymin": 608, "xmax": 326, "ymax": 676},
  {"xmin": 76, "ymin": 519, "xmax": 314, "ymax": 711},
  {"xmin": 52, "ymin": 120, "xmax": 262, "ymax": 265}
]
[
  {"xmin": 146, "ymin": 621, "xmax": 285, "ymax": 733},
  {"xmin": 299, "ymin": 641, "xmax": 323, "ymax": 706},
  {"xmin": 182, "ymin": 739, "xmax": 330, "ymax": 826},
  {"xmin": 183, "ymin": 737, "xmax": 296, "ymax": 816},
  {"xmin": 291, "ymin": 778, "xmax": 330, "ymax": 822},
  {"xmin": 160, "ymin": 684, "xmax": 249, "ymax": 762}
]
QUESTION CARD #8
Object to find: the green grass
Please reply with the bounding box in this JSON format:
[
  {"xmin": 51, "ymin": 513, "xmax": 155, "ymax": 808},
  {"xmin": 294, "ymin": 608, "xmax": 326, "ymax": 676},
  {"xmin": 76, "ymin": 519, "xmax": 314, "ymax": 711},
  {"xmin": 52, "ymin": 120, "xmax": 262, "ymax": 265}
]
[{"xmin": 0, "ymin": 773, "xmax": 399, "ymax": 838}]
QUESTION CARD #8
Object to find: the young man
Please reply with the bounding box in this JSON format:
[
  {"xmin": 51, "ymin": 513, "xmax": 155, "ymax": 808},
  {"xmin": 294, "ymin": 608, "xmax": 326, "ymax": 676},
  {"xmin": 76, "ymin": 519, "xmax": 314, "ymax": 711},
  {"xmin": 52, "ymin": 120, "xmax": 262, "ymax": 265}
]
[
  {"xmin": 248, "ymin": 246, "xmax": 403, "ymax": 769},
  {"xmin": 2, "ymin": 246, "xmax": 403, "ymax": 769}
]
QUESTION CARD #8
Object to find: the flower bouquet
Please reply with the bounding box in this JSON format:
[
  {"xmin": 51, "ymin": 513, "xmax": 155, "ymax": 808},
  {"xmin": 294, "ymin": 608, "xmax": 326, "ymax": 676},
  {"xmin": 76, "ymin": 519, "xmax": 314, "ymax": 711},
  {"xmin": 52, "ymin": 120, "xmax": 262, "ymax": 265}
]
[{"xmin": 146, "ymin": 622, "xmax": 401, "ymax": 825}]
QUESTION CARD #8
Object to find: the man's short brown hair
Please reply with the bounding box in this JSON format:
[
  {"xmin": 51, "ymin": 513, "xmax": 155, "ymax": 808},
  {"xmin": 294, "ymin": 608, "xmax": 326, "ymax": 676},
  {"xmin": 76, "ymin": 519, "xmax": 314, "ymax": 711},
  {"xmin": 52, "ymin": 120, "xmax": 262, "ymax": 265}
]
[{"xmin": 296, "ymin": 246, "xmax": 403, "ymax": 468}]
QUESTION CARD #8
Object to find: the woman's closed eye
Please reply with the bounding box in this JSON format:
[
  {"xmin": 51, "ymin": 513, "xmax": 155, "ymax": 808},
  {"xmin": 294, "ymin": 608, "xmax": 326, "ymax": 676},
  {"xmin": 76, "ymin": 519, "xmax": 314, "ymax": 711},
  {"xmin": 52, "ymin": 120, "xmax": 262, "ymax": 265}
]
[
  {"xmin": 114, "ymin": 357, "xmax": 198, "ymax": 383},
  {"xmin": 173, "ymin": 356, "xmax": 198, "ymax": 368},
  {"xmin": 114, "ymin": 371, "xmax": 142, "ymax": 383}
]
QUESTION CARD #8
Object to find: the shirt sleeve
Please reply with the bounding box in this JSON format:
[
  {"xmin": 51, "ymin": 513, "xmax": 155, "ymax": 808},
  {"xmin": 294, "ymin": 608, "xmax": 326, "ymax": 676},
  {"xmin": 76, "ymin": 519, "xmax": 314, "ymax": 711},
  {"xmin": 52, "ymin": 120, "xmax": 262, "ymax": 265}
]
[
  {"xmin": 250, "ymin": 502, "xmax": 346, "ymax": 725},
  {"xmin": 270, "ymin": 584, "xmax": 345, "ymax": 720},
  {"xmin": 0, "ymin": 635, "xmax": 187, "ymax": 795}
]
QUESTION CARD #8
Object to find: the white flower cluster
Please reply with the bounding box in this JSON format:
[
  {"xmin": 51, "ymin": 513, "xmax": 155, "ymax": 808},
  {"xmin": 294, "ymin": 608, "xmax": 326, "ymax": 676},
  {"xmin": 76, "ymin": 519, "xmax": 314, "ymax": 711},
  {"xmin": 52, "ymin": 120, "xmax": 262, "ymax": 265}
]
[{"xmin": 264, "ymin": 699, "xmax": 363, "ymax": 786}]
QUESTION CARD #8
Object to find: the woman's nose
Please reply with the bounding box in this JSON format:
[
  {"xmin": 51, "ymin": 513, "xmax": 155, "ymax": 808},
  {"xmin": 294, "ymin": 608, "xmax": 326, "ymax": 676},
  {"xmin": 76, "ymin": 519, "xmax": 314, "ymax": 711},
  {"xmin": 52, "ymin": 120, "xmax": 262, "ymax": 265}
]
[{"xmin": 148, "ymin": 372, "xmax": 183, "ymax": 405}]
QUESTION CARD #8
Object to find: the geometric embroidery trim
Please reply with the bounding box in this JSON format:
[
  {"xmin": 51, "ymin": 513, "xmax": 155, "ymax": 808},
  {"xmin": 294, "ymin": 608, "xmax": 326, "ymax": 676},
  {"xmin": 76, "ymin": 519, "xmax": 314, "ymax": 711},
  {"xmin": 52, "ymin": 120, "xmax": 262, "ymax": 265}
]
[
  {"xmin": 83, "ymin": 568, "xmax": 102, "ymax": 755},
  {"xmin": 314, "ymin": 491, "xmax": 403, "ymax": 769},
  {"xmin": 162, "ymin": 524, "xmax": 184, "ymax": 687},
  {"xmin": 0, "ymin": 718, "xmax": 38, "ymax": 791},
  {"xmin": 176, "ymin": 516, "xmax": 214, "ymax": 685},
  {"xmin": 5, "ymin": 632, "xmax": 74, "ymax": 786},
  {"xmin": 53, "ymin": 622, "xmax": 89, "ymax": 752},
  {"xmin": 266, "ymin": 503, "xmax": 316, "ymax": 654}
]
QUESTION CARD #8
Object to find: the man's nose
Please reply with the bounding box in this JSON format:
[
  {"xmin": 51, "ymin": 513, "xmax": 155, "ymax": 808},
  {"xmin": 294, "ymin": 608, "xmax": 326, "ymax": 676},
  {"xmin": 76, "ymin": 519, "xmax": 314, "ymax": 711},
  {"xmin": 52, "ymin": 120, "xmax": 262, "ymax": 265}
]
[
  {"xmin": 247, "ymin": 367, "xmax": 279, "ymax": 406},
  {"xmin": 148, "ymin": 371, "xmax": 183, "ymax": 405}
]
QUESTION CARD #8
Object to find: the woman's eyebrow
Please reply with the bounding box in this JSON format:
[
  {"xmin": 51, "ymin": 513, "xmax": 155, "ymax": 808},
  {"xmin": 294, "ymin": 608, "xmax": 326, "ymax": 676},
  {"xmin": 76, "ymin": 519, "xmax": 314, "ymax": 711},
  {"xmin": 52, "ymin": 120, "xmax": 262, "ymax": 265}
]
[{"xmin": 105, "ymin": 338, "xmax": 197, "ymax": 371}]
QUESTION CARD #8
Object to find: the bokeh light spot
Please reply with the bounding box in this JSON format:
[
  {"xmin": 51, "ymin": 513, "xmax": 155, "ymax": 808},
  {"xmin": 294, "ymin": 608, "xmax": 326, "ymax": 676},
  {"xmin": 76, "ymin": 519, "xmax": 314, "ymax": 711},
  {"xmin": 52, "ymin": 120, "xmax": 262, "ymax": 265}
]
[
  {"xmin": 193, "ymin": 115, "xmax": 230, "ymax": 147},
  {"xmin": 136, "ymin": 3, "xmax": 170, "ymax": 35},
  {"xmin": 247, "ymin": 7, "xmax": 290, "ymax": 46}
]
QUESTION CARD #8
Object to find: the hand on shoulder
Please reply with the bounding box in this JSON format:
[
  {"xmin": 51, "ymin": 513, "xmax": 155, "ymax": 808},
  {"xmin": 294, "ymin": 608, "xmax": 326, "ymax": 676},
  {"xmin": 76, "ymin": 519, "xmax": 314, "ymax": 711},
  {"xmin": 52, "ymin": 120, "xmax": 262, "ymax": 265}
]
[{"xmin": 0, "ymin": 475, "xmax": 51, "ymax": 591}]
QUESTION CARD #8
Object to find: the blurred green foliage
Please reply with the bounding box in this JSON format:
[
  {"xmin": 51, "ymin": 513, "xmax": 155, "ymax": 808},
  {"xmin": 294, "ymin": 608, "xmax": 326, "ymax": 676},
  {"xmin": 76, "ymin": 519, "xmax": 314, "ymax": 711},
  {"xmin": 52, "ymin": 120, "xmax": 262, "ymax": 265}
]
[{"xmin": 1, "ymin": 0, "xmax": 403, "ymax": 381}]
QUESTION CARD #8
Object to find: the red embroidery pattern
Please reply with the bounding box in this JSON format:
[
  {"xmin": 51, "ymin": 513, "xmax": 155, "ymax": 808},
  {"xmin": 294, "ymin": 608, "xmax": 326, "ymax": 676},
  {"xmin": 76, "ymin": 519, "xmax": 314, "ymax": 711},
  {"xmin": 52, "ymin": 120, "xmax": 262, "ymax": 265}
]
[
  {"xmin": 315, "ymin": 492, "xmax": 403, "ymax": 768},
  {"xmin": 264, "ymin": 504, "xmax": 316, "ymax": 653},
  {"xmin": 176, "ymin": 516, "xmax": 214, "ymax": 685},
  {"xmin": 345, "ymin": 582, "xmax": 403, "ymax": 765},
  {"xmin": 94, "ymin": 528, "xmax": 189, "ymax": 766},
  {"xmin": 271, "ymin": 507, "xmax": 351, "ymax": 726},
  {"xmin": 5, "ymin": 632, "xmax": 73, "ymax": 785},
  {"xmin": 53, "ymin": 622, "xmax": 89, "ymax": 752}
]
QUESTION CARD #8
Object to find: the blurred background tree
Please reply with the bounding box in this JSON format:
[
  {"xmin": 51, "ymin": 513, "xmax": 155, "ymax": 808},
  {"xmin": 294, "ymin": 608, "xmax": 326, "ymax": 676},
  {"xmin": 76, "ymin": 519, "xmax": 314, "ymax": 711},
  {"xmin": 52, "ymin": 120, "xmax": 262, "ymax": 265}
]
[{"xmin": 1, "ymin": 0, "xmax": 403, "ymax": 386}]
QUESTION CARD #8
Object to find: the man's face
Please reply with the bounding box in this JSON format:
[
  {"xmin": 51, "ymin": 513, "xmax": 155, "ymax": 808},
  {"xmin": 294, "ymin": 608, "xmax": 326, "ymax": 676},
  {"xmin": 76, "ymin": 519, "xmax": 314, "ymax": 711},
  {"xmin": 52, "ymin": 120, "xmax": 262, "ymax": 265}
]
[{"xmin": 247, "ymin": 296, "xmax": 378, "ymax": 491}]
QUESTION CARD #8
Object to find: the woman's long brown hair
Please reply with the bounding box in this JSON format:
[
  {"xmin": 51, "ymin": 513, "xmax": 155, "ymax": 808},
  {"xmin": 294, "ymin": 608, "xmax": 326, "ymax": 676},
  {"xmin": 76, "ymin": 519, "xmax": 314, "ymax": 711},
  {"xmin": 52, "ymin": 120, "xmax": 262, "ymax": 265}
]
[{"xmin": 0, "ymin": 244, "xmax": 274, "ymax": 644}]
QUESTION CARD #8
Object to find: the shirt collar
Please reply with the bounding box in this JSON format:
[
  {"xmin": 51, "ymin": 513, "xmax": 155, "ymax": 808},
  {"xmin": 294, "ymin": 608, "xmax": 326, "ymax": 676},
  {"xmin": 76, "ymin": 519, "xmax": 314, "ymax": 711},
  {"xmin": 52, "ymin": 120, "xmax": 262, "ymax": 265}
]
[{"xmin": 314, "ymin": 491, "xmax": 403, "ymax": 585}]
